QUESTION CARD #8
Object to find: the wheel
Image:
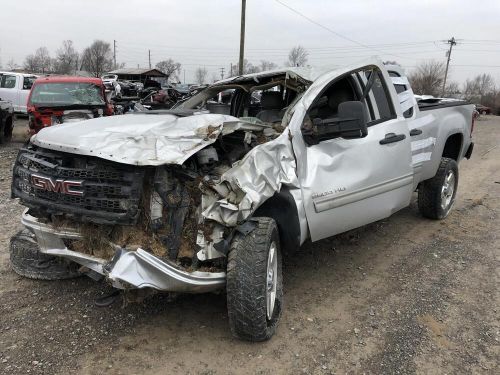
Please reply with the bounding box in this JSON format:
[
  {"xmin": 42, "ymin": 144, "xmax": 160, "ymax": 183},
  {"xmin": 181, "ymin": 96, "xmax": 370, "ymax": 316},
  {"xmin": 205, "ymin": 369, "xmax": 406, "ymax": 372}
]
[
  {"xmin": 10, "ymin": 230, "xmax": 81, "ymax": 280},
  {"xmin": 226, "ymin": 217, "xmax": 283, "ymax": 341},
  {"xmin": 0, "ymin": 121, "xmax": 5, "ymax": 144},
  {"xmin": 418, "ymin": 157, "xmax": 458, "ymax": 219},
  {"xmin": 481, "ymin": 110, "xmax": 487, "ymax": 115},
  {"xmin": 3, "ymin": 116, "xmax": 13, "ymax": 143}
]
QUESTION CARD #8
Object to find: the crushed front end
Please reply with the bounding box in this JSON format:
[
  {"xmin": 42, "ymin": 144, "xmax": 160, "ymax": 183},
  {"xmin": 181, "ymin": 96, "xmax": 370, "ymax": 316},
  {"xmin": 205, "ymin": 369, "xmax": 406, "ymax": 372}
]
[{"xmin": 11, "ymin": 144, "xmax": 228, "ymax": 292}]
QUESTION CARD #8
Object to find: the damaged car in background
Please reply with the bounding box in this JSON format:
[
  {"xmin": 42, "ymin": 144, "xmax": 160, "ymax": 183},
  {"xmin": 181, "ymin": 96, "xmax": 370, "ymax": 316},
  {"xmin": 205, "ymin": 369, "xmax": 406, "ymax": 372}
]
[
  {"xmin": 10, "ymin": 60, "xmax": 474, "ymax": 341},
  {"xmin": 27, "ymin": 76, "xmax": 114, "ymax": 134}
]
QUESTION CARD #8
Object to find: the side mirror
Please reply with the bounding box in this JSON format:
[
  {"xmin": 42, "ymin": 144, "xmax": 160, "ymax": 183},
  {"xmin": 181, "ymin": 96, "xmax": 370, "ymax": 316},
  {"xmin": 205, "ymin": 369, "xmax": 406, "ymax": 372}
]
[{"xmin": 302, "ymin": 101, "xmax": 368, "ymax": 145}]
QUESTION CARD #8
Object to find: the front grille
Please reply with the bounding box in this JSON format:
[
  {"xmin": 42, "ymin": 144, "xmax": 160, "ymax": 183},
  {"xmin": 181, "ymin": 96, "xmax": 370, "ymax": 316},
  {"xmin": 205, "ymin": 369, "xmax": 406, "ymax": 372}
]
[{"xmin": 12, "ymin": 145, "xmax": 146, "ymax": 225}]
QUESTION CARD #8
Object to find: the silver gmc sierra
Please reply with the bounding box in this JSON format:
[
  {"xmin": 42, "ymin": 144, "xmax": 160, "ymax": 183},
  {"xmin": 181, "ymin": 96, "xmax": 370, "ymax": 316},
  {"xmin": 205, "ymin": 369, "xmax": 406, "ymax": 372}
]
[{"xmin": 10, "ymin": 60, "xmax": 474, "ymax": 341}]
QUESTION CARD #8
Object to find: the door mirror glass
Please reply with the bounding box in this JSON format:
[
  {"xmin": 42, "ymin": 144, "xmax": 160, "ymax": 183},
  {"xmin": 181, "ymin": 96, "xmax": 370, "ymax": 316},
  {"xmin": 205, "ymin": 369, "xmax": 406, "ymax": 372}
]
[{"xmin": 302, "ymin": 101, "xmax": 368, "ymax": 145}]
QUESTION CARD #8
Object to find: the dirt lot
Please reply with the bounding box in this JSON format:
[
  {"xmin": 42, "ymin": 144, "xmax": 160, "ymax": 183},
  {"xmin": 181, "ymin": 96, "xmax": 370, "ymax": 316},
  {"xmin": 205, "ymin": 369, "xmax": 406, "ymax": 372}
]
[{"xmin": 0, "ymin": 116, "xmax": 499, "ymax": 375}]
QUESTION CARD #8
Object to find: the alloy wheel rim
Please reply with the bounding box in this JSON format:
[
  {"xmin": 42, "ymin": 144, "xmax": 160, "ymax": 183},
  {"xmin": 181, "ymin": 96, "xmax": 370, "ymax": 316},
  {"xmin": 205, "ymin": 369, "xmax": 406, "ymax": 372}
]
[
  {"xmin": 266, "ymin": 242, "xmax": 278, "ymax": 320},
  {"xmin": 441, "ymin": 170, "xmax": 455, "ymax": 210}
]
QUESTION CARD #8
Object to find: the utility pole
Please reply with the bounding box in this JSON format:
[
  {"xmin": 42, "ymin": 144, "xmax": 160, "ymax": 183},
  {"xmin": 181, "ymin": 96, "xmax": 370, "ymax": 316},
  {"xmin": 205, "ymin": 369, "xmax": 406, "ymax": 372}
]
[
  {"xmin": 238, "ymin": 0, "xmax": 246, "ymax": 75},
  {"xmin": 148, "ymin": 49, "xmax": 151, "ymax": 69},
  {"xmin": 220, "ymin": 67, "xmax": 225, "ymax": 80},
  {"xmin": 113, "ymin": 40, "xmax": 117, "ymax": 70},
  {"xmin": 230, "ymin": 63, "xmax": 233, "ymax": 77},
  {"xmin": 183, "ymin": 69, "xmax": 186, "ymax": 83},
  {"xmin": 442, "ymin": 36, "xmax": 456, "ymax": 96}
]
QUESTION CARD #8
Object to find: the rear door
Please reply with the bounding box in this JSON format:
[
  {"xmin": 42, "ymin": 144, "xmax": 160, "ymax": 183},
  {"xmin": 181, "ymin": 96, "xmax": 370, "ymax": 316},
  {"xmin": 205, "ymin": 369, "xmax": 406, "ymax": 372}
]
[
  {"xmin": 295, "ymin": 65, "xmax": 413, "ymax": 241},
  {"xmin": 0, "ymin": 74, "xmax": 19, "ymax": 111},
  {"xmin": 19, "ymin": 75, "xmax": 36, "ymax": 113}
]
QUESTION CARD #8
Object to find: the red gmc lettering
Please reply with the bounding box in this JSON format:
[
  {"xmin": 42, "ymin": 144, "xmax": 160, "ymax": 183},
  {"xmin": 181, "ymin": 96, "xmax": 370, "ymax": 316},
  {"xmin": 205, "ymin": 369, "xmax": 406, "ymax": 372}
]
[{"xmin": 31, "ymin": 174, "xmax": 84, "ymax": 196}]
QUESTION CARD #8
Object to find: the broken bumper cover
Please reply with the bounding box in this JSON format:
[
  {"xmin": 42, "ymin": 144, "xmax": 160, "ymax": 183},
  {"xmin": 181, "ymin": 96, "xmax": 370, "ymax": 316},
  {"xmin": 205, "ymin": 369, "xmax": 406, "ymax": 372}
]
[{"xmin": 20, "ymin": 210, "xmax": 226, "ymax": 293}]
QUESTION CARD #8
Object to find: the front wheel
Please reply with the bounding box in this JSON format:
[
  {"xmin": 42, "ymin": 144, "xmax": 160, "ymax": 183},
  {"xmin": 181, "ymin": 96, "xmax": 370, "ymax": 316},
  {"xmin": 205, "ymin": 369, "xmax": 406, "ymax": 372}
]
[
  {"xmin": 10, "ymin": 230, "xmax": 81, "ymax": 280},
  {"xmin": 226, "ymin": 217, "xmax": 283, "ymax": 341},
  {"xmin": 418, "ymin": 157, "xmax": 459, "ymax": 219}
]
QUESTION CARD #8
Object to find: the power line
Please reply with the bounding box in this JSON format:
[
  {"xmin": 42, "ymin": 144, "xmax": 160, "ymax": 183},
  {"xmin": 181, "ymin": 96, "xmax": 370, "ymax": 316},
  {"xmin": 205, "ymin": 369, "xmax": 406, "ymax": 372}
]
[{"xmin": 272, "ymin": 0, "xmax": 404, "ymax": 58}]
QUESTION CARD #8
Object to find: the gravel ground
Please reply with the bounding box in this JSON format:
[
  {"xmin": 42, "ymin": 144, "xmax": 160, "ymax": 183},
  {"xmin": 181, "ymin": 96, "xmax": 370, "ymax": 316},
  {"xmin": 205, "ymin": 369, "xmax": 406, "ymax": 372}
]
[{"xmin": 0, "ymin": 116, "xmax": 499, "ymax": 375}]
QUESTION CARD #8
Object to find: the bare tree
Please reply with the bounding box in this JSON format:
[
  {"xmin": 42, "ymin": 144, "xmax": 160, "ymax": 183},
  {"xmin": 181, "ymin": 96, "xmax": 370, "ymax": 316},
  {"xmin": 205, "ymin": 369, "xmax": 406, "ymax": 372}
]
[
  {"xmin": 260, "ymin": 60, "xmax": 278, "ymax": 71},
  {"xmin": 23, "ymin": 47, "xmax": 52, "ymax": 73},
  {"xmin": 475, "ymin": 73, "xmax": 494, "ymax": 102},
  {"xmin": 35, "ymin": 47, "xmax": 51, "ymax": 73},
  {"xmin": 6, "ymin": 59, "xmax": 18, "ymax": 70},
  {"xmin": 462, "ymin": 73, "xmax": 495, "ymax": 103},
  {"xmin": 443, "ymin": 81, "xmax": 460, "ymax": 97},
  {"xmin": 462, "ymin": 78, "xmax": 479, "ymax": 101},
  {"xmin": 195, "ymin": 67, "xmax": 208, "ymax": 85},
  {"xmin": 230, "ymin": 59, "xmax": 260, "ymax": 76},
  {"xmin": 23, "ymin": 54, "xmax": 40, "ymax": 73},
  {"xmin": 286, "ymin": 45, "xmax": 308, "ymax": 67},
  {"xmin": 54, "ymin": 40, "xmax": 79, "ymax": 75},
  {"xmin": 408, "ymin": 60, "xmax": 446, "ymax": 96},
  {"xmin": 81, "ymin": 40, "xmax": 114, "ymax": 77},
  {"xmin": 156, "ymin": 59, "xmax": 181, "ymax": 82}
]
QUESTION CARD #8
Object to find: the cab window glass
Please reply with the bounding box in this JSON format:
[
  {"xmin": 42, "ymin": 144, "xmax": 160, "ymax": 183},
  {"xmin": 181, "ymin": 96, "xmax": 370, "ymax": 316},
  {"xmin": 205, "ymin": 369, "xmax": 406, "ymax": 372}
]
[
  {"xmin": 1, "ymin": 75, "xmax": 16, "ymax": 89},
  {"xmin": 361, "ymin": 69, "xmax": 396, "ymax": 126},
  {"xmin": 388, "ymin": 71, "xmax": 413, "ymax": 118},
  {"xmin": 23, "ymin": 76, "xmax": 36, "ymax": 90}
]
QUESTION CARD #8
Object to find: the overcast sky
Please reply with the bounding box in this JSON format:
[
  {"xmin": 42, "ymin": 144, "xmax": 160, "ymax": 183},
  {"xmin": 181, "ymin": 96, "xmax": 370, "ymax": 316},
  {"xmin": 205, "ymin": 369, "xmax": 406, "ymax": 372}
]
[{"xmin": 1, "ymin": 0, "xmax": 499, "ymax": 84}]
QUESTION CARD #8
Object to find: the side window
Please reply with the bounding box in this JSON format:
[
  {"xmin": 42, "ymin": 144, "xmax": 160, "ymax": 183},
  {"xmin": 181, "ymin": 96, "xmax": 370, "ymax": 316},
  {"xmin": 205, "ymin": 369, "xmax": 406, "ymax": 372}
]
[
  {"xmin": 1, "ymin": 75, "xmax": 17, "ymax": 89},
  {"xmin": 388, "ymin": 71, "xmax": 413, "ymax": 118},
  {"xmin": 308, "ymin": 76, "xmax": 358, "ymax": 120},
  {"xmin": 23, "ymin": 77, "xmax": 35, "ymax": 90},
  {"xmin": 359, "ymin": 69, "xmax": 396, "ymax": 126}
]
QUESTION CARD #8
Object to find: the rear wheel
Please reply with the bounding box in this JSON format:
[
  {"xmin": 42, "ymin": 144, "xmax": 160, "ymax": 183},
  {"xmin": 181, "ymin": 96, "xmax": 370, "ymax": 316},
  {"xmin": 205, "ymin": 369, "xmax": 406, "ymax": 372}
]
[
  {"xmin": 10, "ymin": 230, "xmax": 81, "ymax": 280},
  {"xmin": 418, "ymin": 157, "xmax": 458, "ymax": 219},
  {"xmin": 226, "ymin": 218, "xmax": 283, "ymax": 341}
]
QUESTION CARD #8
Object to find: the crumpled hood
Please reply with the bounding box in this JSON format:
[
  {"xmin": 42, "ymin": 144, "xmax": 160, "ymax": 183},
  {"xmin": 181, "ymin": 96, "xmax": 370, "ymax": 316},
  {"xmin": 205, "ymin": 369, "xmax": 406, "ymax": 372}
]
[{"xmin": 31, "ymin": 113, "xmax": 239, "ymax": 166}]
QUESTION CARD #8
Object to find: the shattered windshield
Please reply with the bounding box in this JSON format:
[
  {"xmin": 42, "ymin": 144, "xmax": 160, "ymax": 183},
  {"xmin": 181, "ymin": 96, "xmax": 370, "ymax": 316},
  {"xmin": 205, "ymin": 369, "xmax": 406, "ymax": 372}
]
[{"xmin": 29, "ymin": 82, "xmax": 105, "ymax": 106}]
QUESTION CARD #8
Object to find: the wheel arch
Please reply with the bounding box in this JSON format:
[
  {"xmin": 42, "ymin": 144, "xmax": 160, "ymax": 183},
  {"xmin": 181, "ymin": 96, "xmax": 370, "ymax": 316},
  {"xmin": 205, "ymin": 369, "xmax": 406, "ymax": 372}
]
[
  {"xmin": 442, "ymin": 132, "xmax": 463, "ymax": 161},
  {"xmin": 253, "ymin": 188, "xmax": 301, "ymax": 254}
]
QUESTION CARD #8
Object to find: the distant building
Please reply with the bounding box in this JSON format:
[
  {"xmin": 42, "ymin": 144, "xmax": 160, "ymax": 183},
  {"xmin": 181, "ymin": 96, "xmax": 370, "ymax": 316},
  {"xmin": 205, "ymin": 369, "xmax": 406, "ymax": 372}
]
[{"xmin": 107, "ymin": 68, "xmax": 168, "ymax": 85}]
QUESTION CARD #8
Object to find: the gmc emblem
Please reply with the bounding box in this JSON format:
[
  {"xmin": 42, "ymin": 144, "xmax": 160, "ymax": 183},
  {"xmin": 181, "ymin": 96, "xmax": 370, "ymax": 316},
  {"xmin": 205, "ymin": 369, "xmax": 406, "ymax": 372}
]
[{"xmin": 31, "ymin": 174, "xmax": 84, "ymax": 196}]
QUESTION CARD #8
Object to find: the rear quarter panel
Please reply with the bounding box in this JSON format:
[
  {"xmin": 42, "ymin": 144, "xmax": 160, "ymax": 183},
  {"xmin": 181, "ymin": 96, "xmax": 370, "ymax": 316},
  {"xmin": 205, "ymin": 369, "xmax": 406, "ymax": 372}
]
[{"xmin": 418, "ymin": 104, "xmax": 473, "ymax": 181}]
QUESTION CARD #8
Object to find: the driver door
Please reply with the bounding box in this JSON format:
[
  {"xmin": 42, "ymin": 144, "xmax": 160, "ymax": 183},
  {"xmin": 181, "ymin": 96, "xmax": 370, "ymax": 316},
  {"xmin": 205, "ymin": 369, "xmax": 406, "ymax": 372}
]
[{"xmin": 297, "ymin": 66, "xmax": 413, "ymax": 241}]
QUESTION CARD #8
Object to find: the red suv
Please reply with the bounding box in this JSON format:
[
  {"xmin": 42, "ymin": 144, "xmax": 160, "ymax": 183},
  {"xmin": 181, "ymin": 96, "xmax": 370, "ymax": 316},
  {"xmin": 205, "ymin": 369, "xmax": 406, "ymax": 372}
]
[{"xmin": 27, "ymin": 76, "xmax": 114, "ymax": 134}]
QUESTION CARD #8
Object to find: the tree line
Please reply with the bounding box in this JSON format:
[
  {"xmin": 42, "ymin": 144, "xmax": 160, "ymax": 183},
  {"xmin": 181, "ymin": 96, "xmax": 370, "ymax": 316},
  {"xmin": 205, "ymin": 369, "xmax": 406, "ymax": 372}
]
[
  {"xmin": 12, "ymin": 42, "xmax": 497, "ymax": 110},
  {"xmin": 2, "ymin": 41, "xmax": 310, "ymax": 85},
  {"xmin": 408, "ymin": 60, "xmax": 498, "ymax": 109}
]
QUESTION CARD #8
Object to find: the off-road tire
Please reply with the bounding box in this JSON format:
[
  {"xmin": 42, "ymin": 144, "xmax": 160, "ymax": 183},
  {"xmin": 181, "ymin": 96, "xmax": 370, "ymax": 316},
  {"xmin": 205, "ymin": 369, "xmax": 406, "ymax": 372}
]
[
  {"xmin": 0, "ymin": 122, "xmax": 5, "ymax": 144},
  {"xmin": 10, "ymin": 230, "xmax": 80, "ymax": 280},
  {"xmin": 418, "ymin": 157, "xmax": 458, "ymax": 219},
  {"xmin": 0, "ymin": 116, "xmax": 13, "ymax": 144},
  {"xmin": 226, "ymin": 217, "xmax": 283, "ymax": 341}
]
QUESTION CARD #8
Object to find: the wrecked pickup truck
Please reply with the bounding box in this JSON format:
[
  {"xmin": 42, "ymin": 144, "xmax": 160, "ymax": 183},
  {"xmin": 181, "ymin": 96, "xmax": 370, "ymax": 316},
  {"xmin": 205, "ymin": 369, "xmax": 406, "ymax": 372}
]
[{"xmin": 10, "ymin": 61, "xmax": 474, "ymax": 341}]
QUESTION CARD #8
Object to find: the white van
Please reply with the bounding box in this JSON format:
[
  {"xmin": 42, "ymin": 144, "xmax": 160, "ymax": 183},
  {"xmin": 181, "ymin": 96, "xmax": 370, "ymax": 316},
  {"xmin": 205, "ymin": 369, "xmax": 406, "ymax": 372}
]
[{"xmin": 0, "ymin": 72, "xmax": 38, "ymax": 113}]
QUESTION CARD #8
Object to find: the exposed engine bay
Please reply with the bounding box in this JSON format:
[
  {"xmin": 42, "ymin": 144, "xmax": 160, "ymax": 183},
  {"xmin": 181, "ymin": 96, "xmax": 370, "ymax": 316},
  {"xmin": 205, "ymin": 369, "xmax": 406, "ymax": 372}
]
[{"xmin": 11, "ymin": 70, "xmax": 308, "ymax": 288}]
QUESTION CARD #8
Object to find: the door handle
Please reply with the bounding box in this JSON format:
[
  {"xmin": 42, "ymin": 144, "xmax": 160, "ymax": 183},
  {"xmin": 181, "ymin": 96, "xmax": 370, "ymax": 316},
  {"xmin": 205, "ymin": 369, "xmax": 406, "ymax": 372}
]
[
  {"xmin": 410, "ymin": 128, "xmax": 422, "ymax": 136},
  {"xmin": 379, "ymin": 133, "xmax": 406, "ymax": 145}
]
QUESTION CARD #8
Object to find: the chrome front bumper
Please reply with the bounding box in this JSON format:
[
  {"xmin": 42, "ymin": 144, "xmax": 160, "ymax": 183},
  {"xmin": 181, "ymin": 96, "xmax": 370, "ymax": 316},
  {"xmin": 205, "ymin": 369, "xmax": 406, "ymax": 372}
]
[{"xmin": 21, "ymin": 210, "xmax": 226, "ymax": 293}]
